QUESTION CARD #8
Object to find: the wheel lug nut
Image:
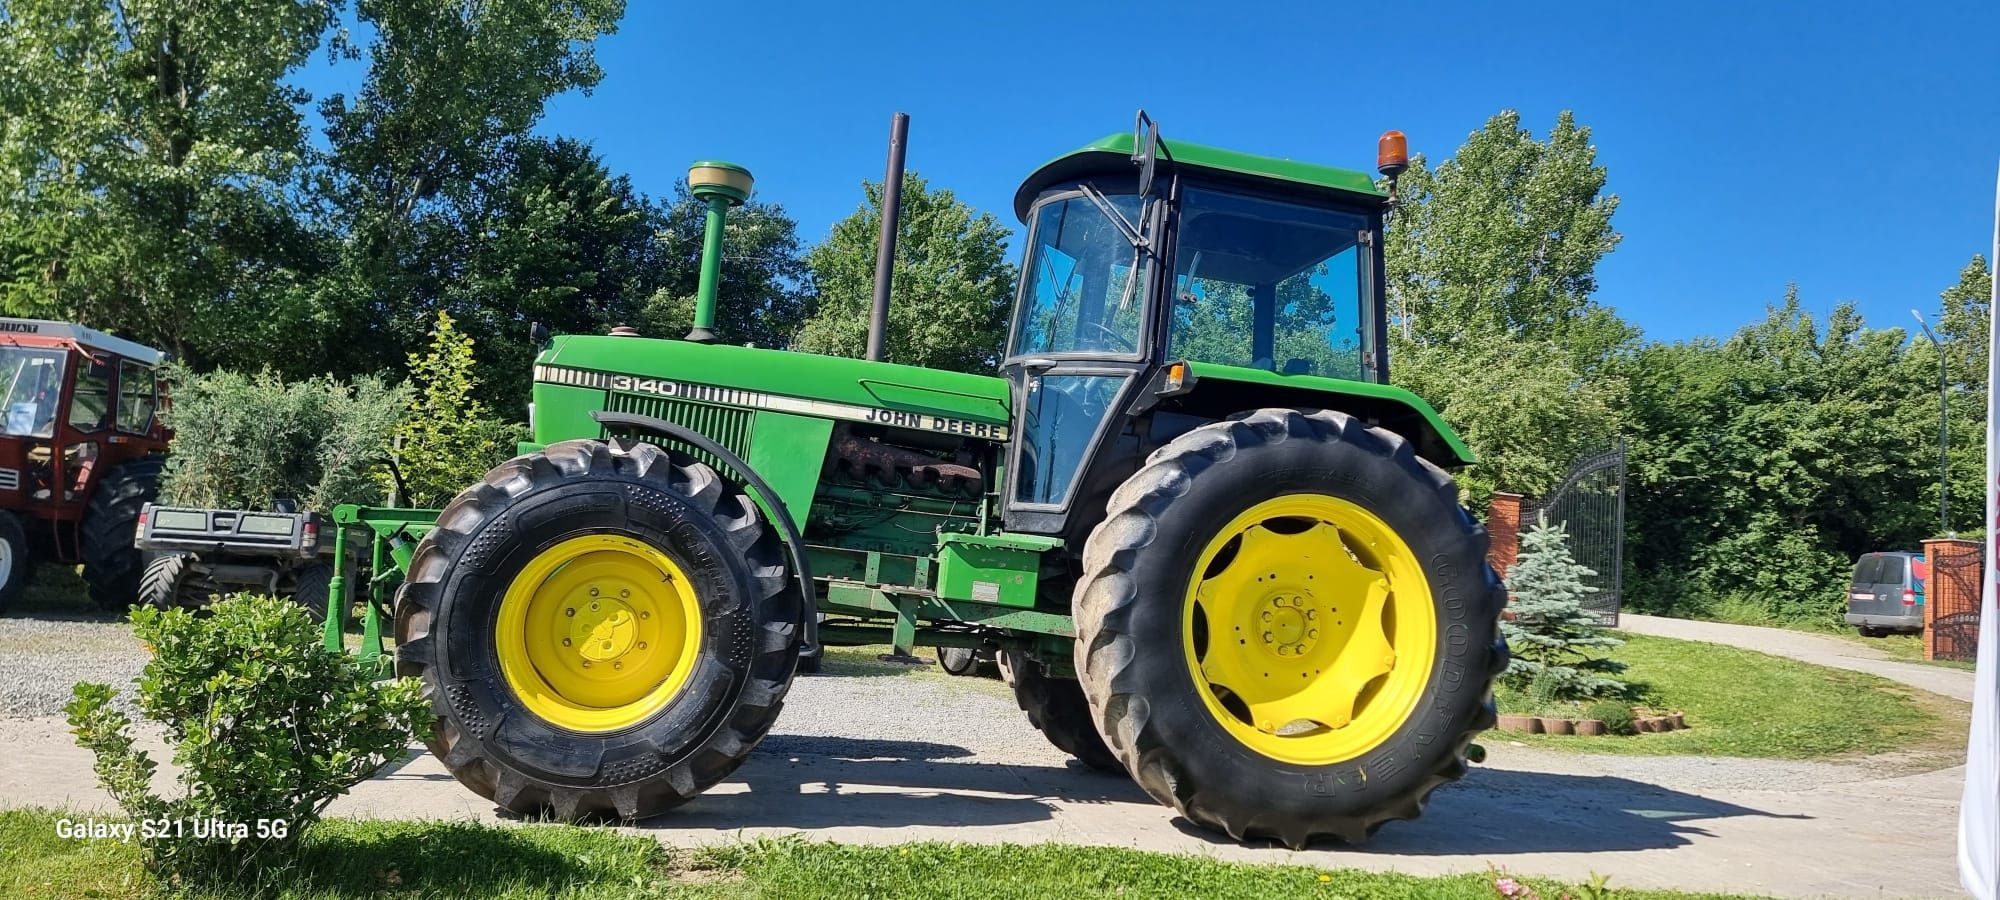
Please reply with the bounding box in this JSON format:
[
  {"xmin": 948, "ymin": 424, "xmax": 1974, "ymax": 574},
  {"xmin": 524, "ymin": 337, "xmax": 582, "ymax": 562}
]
[
  {"xmin": 1262, "ymin": 611, "xmax": 1273, "ymax": 622},
  {"xmin": 637, "ymin": 642, "xmax": 647, "ymax": 650},
  {"xmin": 640, "ymin": 611, "xmax": 650, "ymax": 620},
  {"xmin": 613, "ymin": 661, "xmax": 622, "ymax": 670},
  {"xmin": 620, "ymin": 589, "xmax": 630, "ymax": 598},
  {"xmin": 565, "ymin": 608, "xmax": 575, "ymax": 617},
  {"xmin": 1306, "ymin": 610, "xmax": 1316, "ymax": 620},
  {"xmin": 561, "ymin": 638, "xmax": 572, "ymax": 646},
  {"xmin": 1263, "ymin": 631, "xmax": 1274, "ymax": 643},
  {"xmin": 581, "ymin": 661, "xmax": 591, "ymax": 668},
  {"xmin": 1308, "ymin": 629, "xmax": 1319, "ymax": 639},
  {"xmin": 591, "ymin": 602, "xmax": 599, "ymax": 611},
  {"xmin": 590, "ymin": 586, "xmax": 599, "ymax": 596}
]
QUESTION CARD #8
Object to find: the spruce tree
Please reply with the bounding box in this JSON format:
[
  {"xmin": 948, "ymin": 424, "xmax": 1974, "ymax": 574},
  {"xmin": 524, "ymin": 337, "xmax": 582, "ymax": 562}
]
[{"xmin": 1502, "ymin": 516, "xmax": 1628, "ymax": 702}]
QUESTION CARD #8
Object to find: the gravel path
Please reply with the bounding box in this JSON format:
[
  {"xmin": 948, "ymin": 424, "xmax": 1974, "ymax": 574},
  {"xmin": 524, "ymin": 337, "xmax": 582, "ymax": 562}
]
[{"xmin": 0, "ymin": 612, "xmax": 145, "ymax": 718}]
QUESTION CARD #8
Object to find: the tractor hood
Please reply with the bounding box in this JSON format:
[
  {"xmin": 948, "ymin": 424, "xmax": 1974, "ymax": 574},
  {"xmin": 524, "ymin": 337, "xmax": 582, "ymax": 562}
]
[{"xmin": 536, "ymin": 335, "xmax": 1013, "ymax": 433}]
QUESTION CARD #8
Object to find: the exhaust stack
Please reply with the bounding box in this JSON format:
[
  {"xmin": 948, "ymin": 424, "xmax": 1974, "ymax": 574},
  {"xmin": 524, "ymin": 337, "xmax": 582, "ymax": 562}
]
[{"xmin": 866, "ymin": 112, "xmax": 910, "ymax": 361}]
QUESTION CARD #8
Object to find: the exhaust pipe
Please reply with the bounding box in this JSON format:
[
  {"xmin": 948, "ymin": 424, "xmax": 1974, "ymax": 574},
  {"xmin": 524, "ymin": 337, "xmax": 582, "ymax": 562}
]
[{"xmin": 866, "ymin": 112, "xmax": 909, "ymax": 362}]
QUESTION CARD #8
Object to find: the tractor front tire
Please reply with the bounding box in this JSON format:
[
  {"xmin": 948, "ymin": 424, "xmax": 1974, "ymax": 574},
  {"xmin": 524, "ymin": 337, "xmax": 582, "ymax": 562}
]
[
  {"xmin": 0, "ymin": 511, "xmax": 30, "ymax": 613},
  {"xmin": 81, "ymin": 456, "xmax": 164, "ymax": 610},
  {"xmin": 1072, "ymin": 408, "xmax": 1507, "ymax": 848},
  {"xmin": 998, "ymin": 649, "xmax": 1123, "ymax": 774},
  {"xmin": 395, "ymin": 439, "xmax": 801, "ymax": 822}
]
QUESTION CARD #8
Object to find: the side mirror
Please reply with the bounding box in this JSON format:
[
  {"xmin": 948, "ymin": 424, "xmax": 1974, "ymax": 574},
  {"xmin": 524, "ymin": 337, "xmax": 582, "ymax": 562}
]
[{"xmin": 1132, "ymin": 110, "xmax": 1161, "ymax": 197}]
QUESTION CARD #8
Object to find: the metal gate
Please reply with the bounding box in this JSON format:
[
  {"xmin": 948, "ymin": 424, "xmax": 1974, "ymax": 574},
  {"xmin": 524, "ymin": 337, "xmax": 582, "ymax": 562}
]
[
  {"xmin": 1528, "ymin": 439, "xmax": 1627, "ymax": 626},
  {"xmin": 1929, "ymin": 547, "xmax": 1982, "ymax": 663}
]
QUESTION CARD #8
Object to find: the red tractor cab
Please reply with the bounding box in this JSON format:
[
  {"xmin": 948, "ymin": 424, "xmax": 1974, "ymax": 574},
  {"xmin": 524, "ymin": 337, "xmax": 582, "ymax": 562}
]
[{"xmin": 0, "ymin": 319, "xmax": 169, "ymax": 611}]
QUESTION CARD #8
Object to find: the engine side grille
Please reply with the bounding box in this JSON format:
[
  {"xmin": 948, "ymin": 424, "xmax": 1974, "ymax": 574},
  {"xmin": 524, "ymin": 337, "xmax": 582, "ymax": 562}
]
[{"xmin": 603, "ymin": 392, "xmax": 754, "ymax": 471}]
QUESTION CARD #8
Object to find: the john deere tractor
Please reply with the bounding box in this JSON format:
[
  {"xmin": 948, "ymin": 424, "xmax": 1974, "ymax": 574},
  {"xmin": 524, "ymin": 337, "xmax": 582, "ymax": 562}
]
[{"xmin": 347, "ymin": 118, "xmax": 1506, "ymax": 847}]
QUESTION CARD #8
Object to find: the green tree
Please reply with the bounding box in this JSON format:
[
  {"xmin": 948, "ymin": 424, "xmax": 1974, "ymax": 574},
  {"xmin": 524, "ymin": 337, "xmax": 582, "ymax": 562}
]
[
  {"xmin": 439, "ymin": 136, "xmax": 666, "ymax": 406},
  {"xmin": 795, "ymin": 173, "xmax": 1017, "ymax": 373},
  {"xmin": 314, "ymin": 0, "xmax": 624, "ymax": 378},
  {"xmin": 1621, "ymin": 288, "xmax": 1937, "ymax": 622},
  {"xmin": 394, "ymin": 311, "xmax": 521, "ymax": 507},
  {"xmin": 1385, "ymin": 110, "xmax": 1631, "ymax": 364},
  {"xmin": 0, "ymin": 0, "xmax": 337, "ymax": 365},
  {"xmin": 1384, "ymin": 109, "xmax": 1634, "ymax": 508},
  {"xmin": 1394, "ymin": 338, "xmax": 1625, "ymax": 505},
  {"xmin": 1501, "ymin": 518, "xmax": 1627, "ymax": 703}
]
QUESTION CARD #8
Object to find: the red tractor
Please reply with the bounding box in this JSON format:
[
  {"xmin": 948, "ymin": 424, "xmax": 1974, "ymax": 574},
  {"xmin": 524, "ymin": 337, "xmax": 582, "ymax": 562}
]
[{"xmin": 0, "ymin": 319, "xmax": 168, "ymax": 611}]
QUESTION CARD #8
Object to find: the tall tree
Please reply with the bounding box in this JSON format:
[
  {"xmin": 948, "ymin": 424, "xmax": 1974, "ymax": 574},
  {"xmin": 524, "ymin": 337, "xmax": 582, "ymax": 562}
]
[
  {"xmin": 794, "ymin": 173, "xmax": 1016, "ymax": 373},
  {"xmin": 439, "ymin": 136, "xmax": 665, "ymax": 406},
  {"xmin": 1385, "ymin": 110, "xmax": 1629, "ymax": 362},
  {"xmin": 313, "ymin": 0, "xmax": 624, "ymax": 378},
  {"xmin": 0, "ymin": 0, "xmax": 337, "ymax": 365}
]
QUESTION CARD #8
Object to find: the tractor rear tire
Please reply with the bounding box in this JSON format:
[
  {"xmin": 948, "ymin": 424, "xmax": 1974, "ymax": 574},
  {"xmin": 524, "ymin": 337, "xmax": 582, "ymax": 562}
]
[
  {"xmin": 1071, "ymin": 408, "xmax": 1507, "ymax": 848},
  {"xmin": 80, "ymin": 456, "xmax": 164, "ymax": 610},
  {"xmin": 0, "ymin": 511, "xmax": 30, "ymax": 613},
  {"xmin": 395, "ymin": 439, "xmax": 802, "ymax": 822},
  {"xmin": 998, "ymin": 649, "xmax": 1123, "ymax": 774},
  {"xmin": 291, "ymin": 564, "xmax": 333, "ymax": 625},
  {"xmin": 136, "ymin": 552, "xmax": 194, "ymax": 611}
]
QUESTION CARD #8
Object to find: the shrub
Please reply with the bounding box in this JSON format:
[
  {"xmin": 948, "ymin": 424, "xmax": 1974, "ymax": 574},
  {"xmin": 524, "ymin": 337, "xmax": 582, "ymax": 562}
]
[
  {"xmin": 395, "ymin": 311, "xmax": 524, "ymax": 507},
  {"xmin": 65, "ymin": 595, "xmax": 429, "ymax": 883},
  {"xmin": 1586, "ymin": 699, "xmax": 1636, "ymax": 736},
  {"xmin": 158, "ymin": 366, "xmax": 410, "ymax": 510},
  {"xmin": 1502, "ymin": 517, "xmax": 1629, "ymax": 702}
]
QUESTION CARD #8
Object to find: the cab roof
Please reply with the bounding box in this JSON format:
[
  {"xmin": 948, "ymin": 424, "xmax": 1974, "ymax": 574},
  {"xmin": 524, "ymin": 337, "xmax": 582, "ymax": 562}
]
[
  {"xmin": 0, "ymin": 319, "xmax": 166, "ymax": 366},
  {"xmin": 1013, "ymin": 131, "xmax": 1386, "ymax": 222}
]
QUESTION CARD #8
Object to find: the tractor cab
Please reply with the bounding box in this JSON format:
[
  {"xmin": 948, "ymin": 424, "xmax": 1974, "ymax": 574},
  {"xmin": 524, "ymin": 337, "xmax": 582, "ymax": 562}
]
[
  {"xmin": 999, "ymin": 121, "xmax": 1407, "ymax": 535},
  {"xmin": 0, "ymin": 319, "xmax": 169, "ymax": 610}
]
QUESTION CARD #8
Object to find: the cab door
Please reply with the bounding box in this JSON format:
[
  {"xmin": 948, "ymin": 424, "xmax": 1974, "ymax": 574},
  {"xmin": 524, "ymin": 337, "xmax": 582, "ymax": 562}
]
[{"xmin": 999, "ymin": 189, "xmax": 1155, "ymax": 534}]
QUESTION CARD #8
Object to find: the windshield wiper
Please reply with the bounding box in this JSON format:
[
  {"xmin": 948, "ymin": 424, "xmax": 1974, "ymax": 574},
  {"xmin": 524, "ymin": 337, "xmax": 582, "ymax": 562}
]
[{"xmin": 1078, "ymin": 183, "xmax": 1149, "ymax": 253}]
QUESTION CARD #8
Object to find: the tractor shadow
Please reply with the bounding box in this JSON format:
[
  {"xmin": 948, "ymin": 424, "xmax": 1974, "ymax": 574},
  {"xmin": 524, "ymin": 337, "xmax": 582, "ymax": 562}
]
[
  {"xmin": 1171, "ymin": 767, "xmax": 1813, "ymax": 855},
  {"xmin": 631, "ymin": 734, "xmax": 1152, "ymax": 832}
]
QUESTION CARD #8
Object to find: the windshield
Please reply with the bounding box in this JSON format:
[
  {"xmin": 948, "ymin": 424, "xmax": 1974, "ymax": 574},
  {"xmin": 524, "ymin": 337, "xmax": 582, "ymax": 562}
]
[
  {"xmin": 0, "ymin": 346, "xmax": 67, "ymax": 438},
  {"xmin": 1170, "ymin": 187, "xmax": 1374, "ymax": 380},
  {"xmin": 1010, "ymin": 192, "xmax": 1148, "ymax": 357}
]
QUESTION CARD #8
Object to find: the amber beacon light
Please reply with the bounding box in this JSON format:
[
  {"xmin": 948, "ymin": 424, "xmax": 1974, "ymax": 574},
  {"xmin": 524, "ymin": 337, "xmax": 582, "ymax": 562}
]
[{"xmin": 1377, "ymin": 130, "xmax": 1409, "ymax": 178}]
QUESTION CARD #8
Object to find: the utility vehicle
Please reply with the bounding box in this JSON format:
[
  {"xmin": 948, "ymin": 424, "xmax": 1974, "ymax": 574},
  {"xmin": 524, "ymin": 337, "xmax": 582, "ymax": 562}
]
[
  {"xmin": 0, "ymin": 319, "xmax": 167, "ymax": 610},
  {"xmin": 134, "ymin": 503, "xmax": 336, "ymax": 620},
  {"xmin": 332, "ymin": 119, "xmax": 1506, "ymax": 847}
]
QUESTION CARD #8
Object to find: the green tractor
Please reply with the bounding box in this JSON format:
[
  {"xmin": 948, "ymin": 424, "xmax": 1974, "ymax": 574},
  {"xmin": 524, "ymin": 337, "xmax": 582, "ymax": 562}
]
[{"xmin": 345, "ymin": 118, "xmax": 1506, "ymax": 847}]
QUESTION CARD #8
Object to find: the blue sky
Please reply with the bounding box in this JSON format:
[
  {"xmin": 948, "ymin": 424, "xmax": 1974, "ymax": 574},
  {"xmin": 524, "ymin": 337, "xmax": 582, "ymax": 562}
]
[{"xmin": 306, "ymin": 1, "xmax": 2000, "ymax": 343}]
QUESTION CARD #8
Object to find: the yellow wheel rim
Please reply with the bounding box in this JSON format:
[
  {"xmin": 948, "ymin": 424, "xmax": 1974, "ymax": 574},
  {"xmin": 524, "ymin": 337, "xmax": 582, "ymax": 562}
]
[
  {"xmin": 1181, "ymin": 494, "xmax": 1438, "ymax": 765},
  {"xmin": 495, "ymin": 534, "xmax": 703, "ymax": 733}
]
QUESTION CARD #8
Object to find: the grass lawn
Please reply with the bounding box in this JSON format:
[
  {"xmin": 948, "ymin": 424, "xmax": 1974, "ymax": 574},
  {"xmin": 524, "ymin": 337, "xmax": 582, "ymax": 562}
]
[
  {"xmin": 1495, "ymin": 632, "xmax": 1966, "ymax": 759},
  {"xmin": 0, "ymin": 808, "xmax": 1748, "ymax": 900}
]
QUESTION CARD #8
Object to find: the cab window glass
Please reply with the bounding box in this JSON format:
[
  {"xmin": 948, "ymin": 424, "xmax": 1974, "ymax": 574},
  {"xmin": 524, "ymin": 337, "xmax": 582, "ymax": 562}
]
[
  {"xmin": 68, "ymin": 360, "xmax": 111, "ymax": 433},
  {"xmin": 116, "ymin": 360, "xmax": 155, "ymax": 433},
  {"xmin": 1169, "ymin": 188, "xmax": 1371, "ymax": 380}
]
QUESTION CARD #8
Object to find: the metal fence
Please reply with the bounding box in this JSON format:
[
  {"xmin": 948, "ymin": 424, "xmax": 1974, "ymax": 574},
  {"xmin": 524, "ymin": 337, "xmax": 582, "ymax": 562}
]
[{"xmin": 1527, "ymin": 439, "xmax": 1627, "ymax": 627}]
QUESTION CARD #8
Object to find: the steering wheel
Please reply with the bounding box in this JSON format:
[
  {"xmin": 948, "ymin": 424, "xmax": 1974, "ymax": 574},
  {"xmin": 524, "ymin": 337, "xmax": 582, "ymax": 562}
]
[{"xmin": 1087, "ymin": 321, "xmax": 1135, "ymax": 352}]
